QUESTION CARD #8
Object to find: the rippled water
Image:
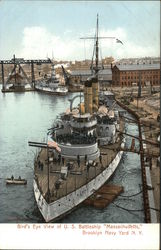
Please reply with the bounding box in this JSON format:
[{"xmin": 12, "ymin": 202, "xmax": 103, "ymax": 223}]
[{"xmin": 0, "ymin": 91, "xmax": 144, "ymax": 223}]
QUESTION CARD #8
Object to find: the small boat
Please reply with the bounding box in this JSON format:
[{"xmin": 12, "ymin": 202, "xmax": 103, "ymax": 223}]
[{"xmin": 6, "ymin": 177, "xmax": 27, "ymax": 185}]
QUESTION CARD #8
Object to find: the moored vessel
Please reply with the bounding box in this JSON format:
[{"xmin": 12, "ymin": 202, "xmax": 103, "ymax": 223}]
[
  {"xmin": 6, "ymin": 177, "xmax": 27, "ymax": 185},
  {"xmin": 30, "ymin": 92, "xmax": 124, "ymax": 222},
  {"xmin": 29, "ymin": 15, "xmax": 125, "ymax": 222},
  {"xmin": 35, "ymin": 63, "xmax": 68, "ymax": 95}
]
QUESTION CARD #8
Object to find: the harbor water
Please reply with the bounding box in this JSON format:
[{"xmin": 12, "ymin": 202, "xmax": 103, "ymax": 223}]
[{"xmin": 0, "ymin": 91, "xmax": 144, "ymax": 223}]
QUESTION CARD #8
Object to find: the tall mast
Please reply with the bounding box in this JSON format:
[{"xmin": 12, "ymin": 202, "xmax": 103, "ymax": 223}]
[
  {"xmin": 80, "ymin": 15, "xmax": 123, "ymax": 77},
  {"xmin": 95, "ymin": 14, "xmax": 99, "ymax": 76}
]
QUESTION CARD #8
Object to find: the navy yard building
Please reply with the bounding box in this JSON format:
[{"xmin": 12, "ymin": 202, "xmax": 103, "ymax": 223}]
[
  {"xmin": 70, "ymin": 68, "xmax": 112, "ymax": 88},
  {"xmin": 112, "ymin": 64, "xmax": 160, "ymax": 87}
]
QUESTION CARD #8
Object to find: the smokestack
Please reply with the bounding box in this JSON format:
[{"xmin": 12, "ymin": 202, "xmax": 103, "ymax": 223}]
[
  {"xmin": 84, "ymin": 79, "xmax": 93, "ymax": 114},
  {"xmin": 84, "ymin": 76, "xmax": 99, "ymax": 114},
  {"xmin": 92, "ymin": 77, "xmax": 99, "ymax": 112}
]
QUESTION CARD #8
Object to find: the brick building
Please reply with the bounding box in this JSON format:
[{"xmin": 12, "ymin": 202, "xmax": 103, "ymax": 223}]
[{"xmin": 112, "ymin": 64, "xmax": 160, "ymax": 87}]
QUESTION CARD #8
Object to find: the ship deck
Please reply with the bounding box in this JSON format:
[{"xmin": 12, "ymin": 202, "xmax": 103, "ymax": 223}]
[{"xmin": 34, "ymin": 121, "xmax": 124, "ymax": 203}]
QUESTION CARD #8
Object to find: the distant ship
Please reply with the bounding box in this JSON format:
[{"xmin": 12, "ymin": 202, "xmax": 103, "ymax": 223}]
[
  {"xmin": 29, "ymin": 15, "xmax": 125, "ymax": 222},
  {"xmin": 35, "ymin": 63, "xmax": 68, "ymax": 95}
]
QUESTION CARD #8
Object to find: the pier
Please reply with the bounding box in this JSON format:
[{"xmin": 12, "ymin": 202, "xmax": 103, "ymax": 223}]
[{"xmin": 114, "ymin": 91, "xmax": 160, "ymax": 223}]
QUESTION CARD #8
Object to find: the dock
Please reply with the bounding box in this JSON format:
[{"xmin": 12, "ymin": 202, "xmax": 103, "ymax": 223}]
[
  {"xmin": 113, "ymin": 89, "xmax": 160, "ymax": 223},
  {"xmin": 83, "ymin": 184, "xmax": 123, "ymax": 208},
  {"xmin": 0, "ymin": 56, "xmax": 51, "ymax": 92},
  {"xmin": 1, "ymin": 88, "xmax": 35, "ymax": 93}
]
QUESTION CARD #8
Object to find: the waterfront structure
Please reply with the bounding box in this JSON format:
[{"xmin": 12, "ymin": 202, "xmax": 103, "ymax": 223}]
[
  {"xmin": 70, "ymin": 68, "xmax": 112, "ymax": 86},
  {"xmin": 112, "ymin": 63, "xmax": 160, "ymax": 87},
  {"xmin": 0, "ymin": 55, "xmax": 51, "ymax": 91},
  {"xmin": 8, "ymin": 70, "xmax": 26, "ymax": 91}
]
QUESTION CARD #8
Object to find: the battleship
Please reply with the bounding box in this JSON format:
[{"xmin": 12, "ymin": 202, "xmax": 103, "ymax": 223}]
[
  {"xmin": 29, "ymin": 15, "xmax": 125, "ymax": 222},
  {"xmin": 35, "ymin": 62, "xmax": 68, "ymax": 95}
]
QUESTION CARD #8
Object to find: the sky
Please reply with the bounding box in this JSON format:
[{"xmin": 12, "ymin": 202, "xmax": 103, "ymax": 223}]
[{"xmin": 0, "ymin": 0, "xmax": 160, "ymax": 61}]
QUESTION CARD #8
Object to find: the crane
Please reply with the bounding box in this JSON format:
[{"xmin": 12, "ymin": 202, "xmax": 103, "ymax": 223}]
[
  {"xmin": 61, "ymin": 65, "xmax": 71, "ymax": 86},
  {"xmin": 0, "ymin": 54, "xmax": 51, "ymax": 90}
]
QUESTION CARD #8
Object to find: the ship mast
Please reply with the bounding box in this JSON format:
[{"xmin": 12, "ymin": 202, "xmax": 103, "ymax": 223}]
[
  {"xmin": 81, "ymin": 15, "xmax": 123, "ymax": 114},
  {"xmin": 95, "ymin": 14, "xmax": 99, "ymax": 76},
  {"xmin": 80, "ymin": 14, "xmax": 122, "ymax": 78}
]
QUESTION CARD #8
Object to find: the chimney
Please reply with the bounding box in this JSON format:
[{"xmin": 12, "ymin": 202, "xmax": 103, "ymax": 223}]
[
  {"xmin": 84, "ymin": 76, "xmax": 99, "ymax": 114},
  {"xmin": 84, "ymin": 79, "xmax": 93, "ymax": 114},
  {"xmin": 92, "ymin": 77, "xmax": 99, "ymax": 112}
]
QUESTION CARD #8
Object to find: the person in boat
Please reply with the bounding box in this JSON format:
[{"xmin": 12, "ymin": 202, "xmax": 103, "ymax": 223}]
[
  {"xmin": 18, "ymin": 176, "xmax": 21, "ymax": 180},
  {"xmin": 11, "ymin": 175, "xmax": 14, "ymax": 180}
]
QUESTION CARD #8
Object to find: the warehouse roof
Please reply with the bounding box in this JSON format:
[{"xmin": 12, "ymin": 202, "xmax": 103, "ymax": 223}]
[
  {"xmin": 114, "ymin": 63, "xmax": 160, "ymax": 71},
  {"xmin": 70, "ymin": 68, "xmax": 112, "ymax": 76}
]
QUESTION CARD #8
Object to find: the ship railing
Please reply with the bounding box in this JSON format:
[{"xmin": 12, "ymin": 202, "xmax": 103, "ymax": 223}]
[
  {"xmin": 71, "ymin": 120, "xmax": 97, "ymax": 128},
  {"xmin": 56, "ymin": 133, "xmax": 97, "ymax": 145}
]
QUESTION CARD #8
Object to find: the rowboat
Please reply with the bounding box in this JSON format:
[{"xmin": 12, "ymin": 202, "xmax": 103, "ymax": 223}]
[{"xmin": 6, "ymin": 178, "xmax": 27, "ymax": 185}]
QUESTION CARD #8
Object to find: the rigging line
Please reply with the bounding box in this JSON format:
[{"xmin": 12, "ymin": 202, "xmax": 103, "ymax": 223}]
[
  {"xmin": 119, "ymin": 189, "xmax": 143, "ymax": 197},
  {"xmin": 96, "ymin": 68, "xmax": 104, "ymax": 75},
  {"xmin": 91, "ymin": 32, "xmax": 96, "ymax": 72},
  {"xmin": 91, "ymin": 43, "xmax": 95, "ymax": 73},
  {"xmin": 112, "ymin": 202, "xmax": 144, "ymax": 212},
  {"xmin": 122, "ymin": 2, "xmax": 153, "ymax": 39},
  {"xmin": 99, "ymin": 44, "xmax": 104, "ymax": 70},
  {"xmin": 117, "ymin": 197, "xmax": 137, "ymax": 202},
  {"xmin": 92, "ymin": 21, "xmax": 98, "ymax": 72},
  {"xmin": 149, "ymin": 207, "xmax": 160, "ymax": 212}
]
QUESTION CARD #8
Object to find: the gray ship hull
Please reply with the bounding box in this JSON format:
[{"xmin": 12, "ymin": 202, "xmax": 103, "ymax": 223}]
[{"xmin": 35, "ymin": 85, "xmax": 68, "ymax": 96}]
